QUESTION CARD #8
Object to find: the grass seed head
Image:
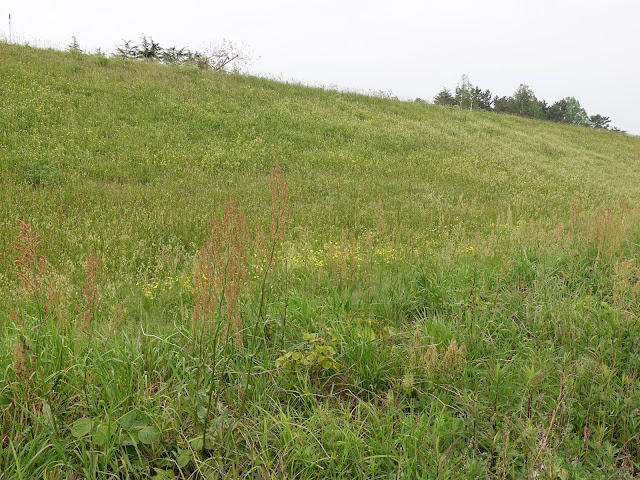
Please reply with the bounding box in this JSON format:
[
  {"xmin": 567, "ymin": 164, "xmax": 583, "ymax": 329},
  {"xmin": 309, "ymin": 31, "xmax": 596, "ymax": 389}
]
[{"xmin": 12, "ymin": 219, "xmax": 47, "ymax": 296}]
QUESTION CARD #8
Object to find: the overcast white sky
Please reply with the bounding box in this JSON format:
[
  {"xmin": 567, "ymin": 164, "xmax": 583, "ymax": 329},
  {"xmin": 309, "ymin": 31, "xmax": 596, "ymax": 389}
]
[{"xmin": 3, "ymin": 0, "xmax": 639, "ymax": 134}]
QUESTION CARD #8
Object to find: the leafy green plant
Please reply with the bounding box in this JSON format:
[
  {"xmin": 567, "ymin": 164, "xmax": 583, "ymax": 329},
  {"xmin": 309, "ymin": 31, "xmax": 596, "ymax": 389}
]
[
  {"xmin": 276, "ymin": 331, "xmax": 340, "ymax": 373},
  {"xmin": 71, "ymin": 409, "xmax": 161, "ymax": 447},
  {"xmin": 23, "ymin": 161, "xmax": 59, "ymax": 187}
]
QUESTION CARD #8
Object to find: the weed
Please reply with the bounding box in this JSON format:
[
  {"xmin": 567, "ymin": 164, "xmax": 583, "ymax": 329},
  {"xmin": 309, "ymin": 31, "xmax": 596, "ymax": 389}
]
[
  {"xmin": 12, "ymin": 219, "xmax": 47, "ymax": 298},
  {"xmin": 276, "ymin": 331, "xmax": 340, "ymax": 373},
  {"xmin": 11, "ymin": 336, "xmax": 31, "ymax": 379},
  {"xmin": 75, "ymin": 250, "xmax": 105, "ymax": 329},
  {"xmin": 193, "ymin": 195, "xmax": 250, "ymax": 348},
  {"xmin": 23, "ymin": 161, "xmax": 59, "ymax": 187},
  {"xmin": 254, "ymin": 160, "xmax": 290, "ymax": 323}
]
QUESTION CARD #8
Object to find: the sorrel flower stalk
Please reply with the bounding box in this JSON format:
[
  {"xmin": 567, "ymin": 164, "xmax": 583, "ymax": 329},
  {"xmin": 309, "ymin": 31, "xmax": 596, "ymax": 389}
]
[
  {"xmin": 255, "ymin": 161, "xmax": 289, "ymax": 322},
  {"xmin": 75, "ymin": 250, "xmax": 105, "ymax": 329},
  {"xmin": 193, "ymin": 195, "xmax": 250, "ymax": 349},
  {"xmin": 13, "ymin": 219, "xmax": 47, "ymax": 299}
]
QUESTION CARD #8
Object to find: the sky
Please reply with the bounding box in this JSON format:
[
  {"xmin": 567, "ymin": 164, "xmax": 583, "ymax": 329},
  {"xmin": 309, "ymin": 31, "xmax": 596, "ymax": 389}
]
[{"xmin": 3, "ymin": 0, "xmax": 639, "ymax": 135}]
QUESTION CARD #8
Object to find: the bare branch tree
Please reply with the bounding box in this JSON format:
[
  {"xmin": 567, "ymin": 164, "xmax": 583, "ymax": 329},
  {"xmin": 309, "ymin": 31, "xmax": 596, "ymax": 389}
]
[
  {"xmin": 111, "ymin": 35, "xmax": 256, "ymax": 73},
  {"xmin": 198, "ymin": 39, "xmax": 255, "ymax": 72}
]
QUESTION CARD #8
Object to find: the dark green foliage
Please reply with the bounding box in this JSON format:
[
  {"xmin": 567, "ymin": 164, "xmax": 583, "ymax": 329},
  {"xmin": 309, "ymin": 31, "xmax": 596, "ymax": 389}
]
[
  {"xmin": 111, "ymin": 34, "xmax": 252, "ymax": 72},
  {"xmin": 473, "ymin": 87, "xmax": 493, "ymax": 111},
  {"xmin": 508, "ymin": 84, "xmax": 543, "ymax": 118},
  {"xmin": 562, "ymin": 97, "xmax": 589, "ymax": 125},
  {"xmin": 67, "ymin": 36, "xmax": 82, "ymax": 53},
  {"xmin": 546, "ymin": 98, "xmax": 567, "ymax": 122},
  {"xmin": 538, "ymin": 99, "xmax": 549, "ymax": 118},
  {"xmin": 437, "ymin": 79, "xmax": 619, "ymax": 130},
  {"xmin": 590, "ymin": 114, "xmax": 611, "ymax": 129},
  {"xmin": 160, "ymin": 46, "xmax": 191, "ymax": 66},
  {"xmin": 23, "ymin": 161, "xmax": 59, "ymax": 186},
  {"xmin": 545, "ymin": 98, "xmax": 589, "ymax": 125},
  {"xmin": 440, "ymin": 76, "xmax": 492, "ymax": 111},
  {"xmin": 137, "ymin": 35, "xmax": 162, "ymax": 60},
  {"xmin": 493, "ymin": 95, "xmax": 510, "ymax": 113},
  {"xmin": 433, "ymin": 87, "xmax": 456, "ymax": 106},
  {"xmin": 114, "ymin": 39, "xmax": 138, "ymax": 59}
]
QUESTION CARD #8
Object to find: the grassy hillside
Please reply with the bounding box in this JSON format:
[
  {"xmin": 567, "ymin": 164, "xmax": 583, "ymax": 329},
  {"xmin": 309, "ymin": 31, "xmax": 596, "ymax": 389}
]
[{"xmin": 2, "ymin": 42, "xmax": 640, "ymax": 479}]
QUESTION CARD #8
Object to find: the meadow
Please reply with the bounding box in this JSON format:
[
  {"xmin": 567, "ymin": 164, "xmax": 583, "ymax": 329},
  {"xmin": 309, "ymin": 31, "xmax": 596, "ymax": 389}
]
[{"xmin": 2, "ymin": 41, "xmax": 640, "ymax": 479}]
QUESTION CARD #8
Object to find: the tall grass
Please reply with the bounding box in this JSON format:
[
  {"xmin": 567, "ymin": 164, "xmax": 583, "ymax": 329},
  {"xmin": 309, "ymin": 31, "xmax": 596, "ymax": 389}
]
[{"xmin": 1, "ymin": 41, "xmax": 640, "ymax": 479}]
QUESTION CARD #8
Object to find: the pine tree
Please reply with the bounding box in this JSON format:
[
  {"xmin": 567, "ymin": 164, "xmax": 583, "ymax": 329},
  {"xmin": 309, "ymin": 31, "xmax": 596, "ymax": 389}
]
[
  {"xmin": 115, "ymin": 39, "xmax": 138, "ymax": 59},
  {"xmin": 433, "ymin": 88, "xmax": 456, "ymax": 107},
  {"xmin": 589, "ymin": 114, "xmax": 611, "ymax": 130},
  {"xmin": 67, "ymin": 36, "xmax": 82, "ymax": 53}
]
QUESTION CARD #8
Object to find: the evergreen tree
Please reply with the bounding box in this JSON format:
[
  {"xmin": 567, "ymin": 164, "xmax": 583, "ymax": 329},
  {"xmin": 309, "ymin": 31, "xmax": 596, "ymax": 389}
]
[
  {"xmin": 538, "ymin": 100, "xmax": 549, "ymax": 118},
  {"xmin": 161, "ymin": 46, "xmax": 191, "ymax": 65},
  {"xmin": 115, "ymin": 39, "xmax": 138, "ymax": 59},
  {"xmin": 473, "ymin": 87, "xmax": 493, "ymax": 111},
  {"xmin": 493, "ymin": 96, "xmax": 510, "ymax": 113},
  {"xmin": 545, "ymin": 99, "xmax": 567, "ymax": 122},
  {"xmin": 589, "ymin": 114, "xmax": 611, "ymax": 130},
  {"xmin": 433, "ymin": 78, "xmax": 614, "ymax": 130},
  {"xmin": 433, "ymin": 88, "xmax": 456, "ymax": 107},
  {"xmin": 546, "ymin": 97, "xmax": 589, "ymax": 125},
  {"xmin": 67, "ymin": 36, "xmax": 82, "ymax": 53},
  {"xmin": 137, "ymin": 35, "xmax": 162, "ymax": 60}
]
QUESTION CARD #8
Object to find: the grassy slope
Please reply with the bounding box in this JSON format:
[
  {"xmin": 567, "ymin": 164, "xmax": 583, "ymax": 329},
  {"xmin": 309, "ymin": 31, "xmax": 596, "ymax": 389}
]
[
  {"xmin": 2, "ymin": 42, "xmax": 640, "ymax": 479},
  {"xmin": 2, "ymin": 42, "xmax": 640, "ymax": 276}
]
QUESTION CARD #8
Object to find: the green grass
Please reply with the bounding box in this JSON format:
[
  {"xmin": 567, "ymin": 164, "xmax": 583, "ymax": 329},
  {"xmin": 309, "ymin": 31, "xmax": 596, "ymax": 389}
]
[{"xmin": 2, "ymin": 41, "xmax": 640, "ymax": 479}]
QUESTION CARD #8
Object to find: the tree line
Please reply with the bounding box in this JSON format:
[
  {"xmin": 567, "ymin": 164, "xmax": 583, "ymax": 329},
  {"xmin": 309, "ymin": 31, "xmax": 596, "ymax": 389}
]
[
  {"xmin": 430, "ymin": 75, "xmax": 618, "ymax": 131},
  {"xmin": 67, "ymin": 35, "xmax": 254, "ymax": 73}
]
